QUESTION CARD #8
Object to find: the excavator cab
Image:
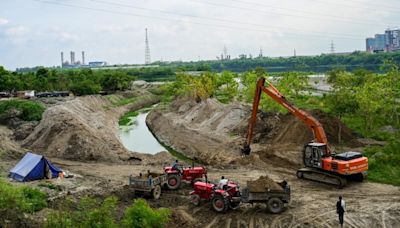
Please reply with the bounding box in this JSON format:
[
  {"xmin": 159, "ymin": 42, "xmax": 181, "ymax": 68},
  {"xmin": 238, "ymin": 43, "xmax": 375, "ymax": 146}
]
[{"xmin": 303, "ymin": 143, "xmax": 328, "ymax": 169}]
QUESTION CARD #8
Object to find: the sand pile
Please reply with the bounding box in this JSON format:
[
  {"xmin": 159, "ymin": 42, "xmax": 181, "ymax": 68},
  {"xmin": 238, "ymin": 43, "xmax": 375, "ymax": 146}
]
[
  {"xmin": 22, "ymin": 95, "xmax": 158, "ymax": 162},
  {"xmin": 247, "ymin": 175, "xmax": 283, "ymax": 192},
  {"xmin": 271, "ymin": 110, "xmax": 360, "ymax": 146},
  {"xmin": 0, "ymin": 126, "xmax": 24, "ymax": 159},
  {"xmin": 147, "ymin": 99, "xmax": 247, "ymax": 165}
]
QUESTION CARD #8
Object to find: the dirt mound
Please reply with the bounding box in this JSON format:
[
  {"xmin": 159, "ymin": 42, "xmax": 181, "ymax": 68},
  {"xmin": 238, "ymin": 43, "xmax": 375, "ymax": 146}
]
[
  {"xmin": 234, "ymin": 109, "xmax": 359, "ymax": 146},
  {"xmin": 0, "ymin": 126, "xmax": 24, "ymax": 159},
  {"xmin": 271, "ymin": 110, "xmax": 360, "ymax": 146},
  {"xmin": 147, "ymin": 99, "xmax": 247, "ymax": 165},
  {"xmin": 22, "ymin": 96, "xmax": 129, "ymax": 162},
  {"xmin": 247, "ymin": 175, "xmax": 283, "ymax": 192}
]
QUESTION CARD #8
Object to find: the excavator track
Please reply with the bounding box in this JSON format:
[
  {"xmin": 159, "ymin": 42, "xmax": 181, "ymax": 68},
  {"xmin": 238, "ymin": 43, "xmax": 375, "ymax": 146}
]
[{"xmin": 296, "ymin": 168, "xmax": 347, "ymax": 188}]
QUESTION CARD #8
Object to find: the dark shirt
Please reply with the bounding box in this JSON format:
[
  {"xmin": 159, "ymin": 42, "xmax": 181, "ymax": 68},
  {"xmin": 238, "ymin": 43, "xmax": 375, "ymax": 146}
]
[{"xmin": 336, "ymin": 200, "xmax": 345, "ymax": 214}]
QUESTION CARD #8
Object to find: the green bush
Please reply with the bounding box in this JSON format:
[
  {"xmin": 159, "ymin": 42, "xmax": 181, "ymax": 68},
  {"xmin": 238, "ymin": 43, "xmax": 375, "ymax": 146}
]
[
  {"xmin": 0, "ymin": 179, "xmax": 47, "ymax": 225},
  {"xmin": 364, "ymin": 137, "xmax": 400, "ymax": 186},
  {"xmin": 122, "ymin": 199, "xmax": 171, "ymax": 228},
  {"xmin": 0, "ymin": 100, "xmax": 45, "ymax": 121},
  {"xmin": 70, "ymin": 80, "xmax": 102, "ymax": 96},
  {"xmin": 46, "ymin": 197, "xmax": 170, "ymax": 228}
]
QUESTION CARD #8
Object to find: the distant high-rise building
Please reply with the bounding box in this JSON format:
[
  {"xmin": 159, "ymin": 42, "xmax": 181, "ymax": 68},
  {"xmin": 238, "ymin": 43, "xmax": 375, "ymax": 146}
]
[
  {"xmin": 374, "ymin": 34, "xmax": 387, "ymax": 51},
  {"xmin": 385, "ymin": 29, "xmax": 400, "ymax": 51},
  {"xmin": 61, "ymin": 52, "xmax": 64, "ymax": 67},
  {"xmin": 70, "ymin": 51, "xmax": 75, "ymax": 65},
  {"xmin": 366, "ymin": 29, "xmax": 400, "ymax": 52},
  {"xmin": 366, "ymin": 38, "xmax": 375, "ymax": 52}
]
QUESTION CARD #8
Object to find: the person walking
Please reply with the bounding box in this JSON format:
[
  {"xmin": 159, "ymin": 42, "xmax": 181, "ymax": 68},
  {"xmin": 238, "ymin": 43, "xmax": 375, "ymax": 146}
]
[{"xmin": 336, "ymin": 195, "xmax": 346, "ymax": 228}]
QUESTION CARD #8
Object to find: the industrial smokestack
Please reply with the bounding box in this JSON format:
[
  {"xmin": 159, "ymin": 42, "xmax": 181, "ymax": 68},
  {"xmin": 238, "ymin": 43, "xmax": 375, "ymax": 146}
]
[
  {"xmin": 61, "ymin": 52, "xmax": 64, "ymax": 67},
  {"xmin": 82, "ymin": 51, "xmax": 85, "ymax": 65},
  {"xmin": 70, "ymin": 51, "xmax": 75, "ymax": 65}
]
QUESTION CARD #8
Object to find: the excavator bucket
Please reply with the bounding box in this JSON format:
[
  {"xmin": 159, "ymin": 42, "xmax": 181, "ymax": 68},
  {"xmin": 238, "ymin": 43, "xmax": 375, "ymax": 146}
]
[{"xmin": 241, "ymin": 144, "xmax": 251, "ymax": 155}]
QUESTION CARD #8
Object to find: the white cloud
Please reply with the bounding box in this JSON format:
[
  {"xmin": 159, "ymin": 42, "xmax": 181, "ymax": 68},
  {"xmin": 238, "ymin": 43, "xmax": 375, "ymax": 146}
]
[
  {"xmin": 5, "ymin": 26, "xmax": 28, "ymax": 37},
  {"xmin": 41, "ymin": 27, "xmax": 80, "ymax": 43},
  {"xmin": 57, "ymin": 32, "xmax": 79, "ymax": 42},
  {"xmin": 0, "ymin": 18, "xmax": 9, "ymax": 25}
]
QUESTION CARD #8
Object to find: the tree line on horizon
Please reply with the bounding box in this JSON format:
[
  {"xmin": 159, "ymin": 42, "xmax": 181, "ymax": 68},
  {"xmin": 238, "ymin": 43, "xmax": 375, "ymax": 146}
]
[{"xmin": 157, "ymin": 51, "xmax": 400, "ymax": 73}]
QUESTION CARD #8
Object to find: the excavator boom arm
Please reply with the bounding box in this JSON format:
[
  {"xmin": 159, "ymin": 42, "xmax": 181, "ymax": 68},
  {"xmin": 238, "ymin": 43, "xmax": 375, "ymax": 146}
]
[{"xmin": 243, "ymin": 77, "xmax": 329, "ymax": 154}]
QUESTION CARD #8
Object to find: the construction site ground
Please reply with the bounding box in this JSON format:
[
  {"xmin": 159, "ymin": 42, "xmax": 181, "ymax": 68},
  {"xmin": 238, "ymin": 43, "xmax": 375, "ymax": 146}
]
[{"xmin": 1, "ymin": 90, "xmax": 399, "ymax": 228}]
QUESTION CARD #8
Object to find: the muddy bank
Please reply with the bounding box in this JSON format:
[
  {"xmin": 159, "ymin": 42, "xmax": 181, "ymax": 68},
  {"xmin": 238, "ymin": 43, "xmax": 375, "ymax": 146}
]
[
  {"xmin": 147, "ymin": 98, "xmax": 360, "ymax": 166},
  {"xmin": 147, "ymin": 99, "xmax": 247, "ymax": 165},
  {"xmin": 22, "ymin": 94, "xmax": 160, "ymax": 162}
]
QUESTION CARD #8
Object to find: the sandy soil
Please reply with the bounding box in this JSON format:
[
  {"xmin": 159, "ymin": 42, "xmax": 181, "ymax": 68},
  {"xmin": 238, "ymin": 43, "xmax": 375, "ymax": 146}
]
[
  {"xmin": 3, "ymin": 157, "xmax": 398, "ymax": 228},
  {"xmin": 145, "ymin": 98, "xmax": 400, "ymax": 227},
  {"xmin": 1, "ymin": 94, "xmax": 399, "ymax": 228}
]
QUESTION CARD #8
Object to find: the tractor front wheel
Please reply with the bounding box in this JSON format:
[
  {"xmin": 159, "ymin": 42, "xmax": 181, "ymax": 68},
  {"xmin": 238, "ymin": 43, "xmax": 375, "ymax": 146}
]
[{"xmin": 190, "ymin": 194, "xmax": 201, "ymax": 206}]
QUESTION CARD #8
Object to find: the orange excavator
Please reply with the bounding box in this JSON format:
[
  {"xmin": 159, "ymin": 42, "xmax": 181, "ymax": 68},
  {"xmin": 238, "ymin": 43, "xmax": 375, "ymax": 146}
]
[{"xmin": 242, "ymin": 77, "xmax": 368, "ymax": 187}]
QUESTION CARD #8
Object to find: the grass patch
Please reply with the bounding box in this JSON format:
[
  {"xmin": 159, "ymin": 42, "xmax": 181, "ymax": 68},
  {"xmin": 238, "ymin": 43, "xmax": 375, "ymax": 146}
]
[
  {"xmin": 113, "ymin": 97, "xmax": 138, "ymax": 106},
  {"xmin": 105, "ymin": 94, "xmax": 139, "ymax": 108},
  {"xmin": 0, "ymin": 99, "xmax": 45, "ymax": 121},
  {"xmin": 0, "ymin": 178, "xmax": 47, "ymax": 225},
  {"xmin": 45, "ymin": 197, "xmax": 170, "ymax": 228},
  {"xmin": 119, "ymin": 111, "xmax": 139, "ymax": 126},
  {"xmin": 363, "ymin": 138, "xmax": 400, "ymax": 186}
]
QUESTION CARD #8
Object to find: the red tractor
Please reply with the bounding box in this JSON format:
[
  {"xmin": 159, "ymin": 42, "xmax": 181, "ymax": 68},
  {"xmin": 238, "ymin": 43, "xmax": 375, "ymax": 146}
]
[
  {"xmin": 189, "ymin": 181, "xmax": 241, "ymax": 213},
  {"xmin": 164, "ymin": 165, "xmax": 207, "ymax": 190},
  {"xmin": 190, "ymin": 179, "xmax": 291, "ymax": 214}
]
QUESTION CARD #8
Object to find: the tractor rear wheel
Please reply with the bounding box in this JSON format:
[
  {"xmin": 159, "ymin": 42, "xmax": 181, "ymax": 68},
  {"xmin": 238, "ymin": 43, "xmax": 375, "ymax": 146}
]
[
  {"xmin": 267, "ymin": 197, "xmax": 284, "ymax": 214},
  {"xmin": 151, "ymin": 185, "xmax": 162, "ymax": 199},
  {"xmin": 167, "ymin": 174, "xmax": 181, "ymax": 190},
  {"xmin": 212, "ymin": 195, "xmax": 229, "ymax": 213}
]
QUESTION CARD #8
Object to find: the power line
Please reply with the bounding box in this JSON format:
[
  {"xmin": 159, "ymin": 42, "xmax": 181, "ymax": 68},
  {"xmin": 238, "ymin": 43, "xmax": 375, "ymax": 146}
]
[
  {"xmin": 86, "ymin": 0, "xmax": 365, "ymax": 38},
  {"xmin": 334, "ymin": 0, "xmax": 399, "ymax": 9},
  {"xmin": 92, "ymin": 0, "xmax": 380, "ymax": 40},
  {"xmin": 308, "ymin": 0, "xmax": 400, "ymax": 14},
  {"xmin": 228, "ymin": 0, "xmax": 400, "ymax": 14},
  {"xmin": 198, "ymin": 0, "xmax": 397, "ymax": 27},
  {"xmin": 31, "ymin": 0, "xmax": 365, "ymax": 40}
]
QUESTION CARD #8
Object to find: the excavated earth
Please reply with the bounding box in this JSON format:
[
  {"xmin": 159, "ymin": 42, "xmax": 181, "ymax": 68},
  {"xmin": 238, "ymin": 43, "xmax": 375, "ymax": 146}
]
[
  {"xmin": 1, "ymin": 92, "xmax": 399, "ymax": 228},
  {"xmin": 147, "ymin": 98, "xmax": 361, "ymax": 167},
  {"xmin": 145, "ymin": 98, "xmax": 400, "ymax": 227}
]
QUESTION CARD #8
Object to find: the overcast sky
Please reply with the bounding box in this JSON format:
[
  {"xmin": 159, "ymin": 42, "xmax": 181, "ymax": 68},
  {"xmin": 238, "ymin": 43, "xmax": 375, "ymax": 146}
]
[{"xmin": 0, "ymin": 0, "xmax": 399, "ymax": 70}]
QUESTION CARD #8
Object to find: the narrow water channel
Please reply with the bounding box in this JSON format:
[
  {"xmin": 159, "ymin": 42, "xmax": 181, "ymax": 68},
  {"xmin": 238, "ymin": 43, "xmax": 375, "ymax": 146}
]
[{"xmin": 119, "ymin": 112, "xmax": 167, "ymax": 154}]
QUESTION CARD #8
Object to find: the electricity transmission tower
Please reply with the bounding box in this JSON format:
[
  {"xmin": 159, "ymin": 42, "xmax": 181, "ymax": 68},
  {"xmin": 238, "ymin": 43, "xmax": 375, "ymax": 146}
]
[
  {"xmin": 145, "ymin": 28, "xmax": 151, "ymax": 64},
  {"xmin": 330, "ymin": 40, "xmax": 335, "ymax": 54}
]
